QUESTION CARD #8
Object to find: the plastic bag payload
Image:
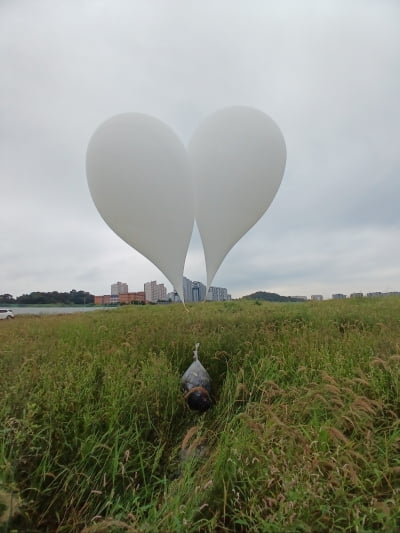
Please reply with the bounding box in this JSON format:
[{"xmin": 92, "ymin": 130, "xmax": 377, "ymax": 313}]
[{"xmin": 181, "ymin": 344, "xmax": 212, "ymax": 412}]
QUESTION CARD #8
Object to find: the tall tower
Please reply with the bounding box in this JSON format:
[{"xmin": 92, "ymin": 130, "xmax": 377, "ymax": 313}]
[
  {"xmin": 183, "ymin": 277, "xmax": 193, "ymax": 302},
  {"xmin": 144, "ymin": 281, "xmax": 167, "ymax": 303},
  {"xmin": 111, "ymin": 281, "xmax": 128, "ymax": 295}
]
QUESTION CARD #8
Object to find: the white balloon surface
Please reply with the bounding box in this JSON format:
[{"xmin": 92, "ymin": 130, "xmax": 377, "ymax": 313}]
[
  {"xmin": 188, "ymin": 106, "xmax": 286, "ymax": 290},
  {"xmin": 86, "ymin": 107, "xmax": 286, "ymax": 302},
  {"xmin": 86, "ymin": 113, "xmax": 194, "ymax": 303}
]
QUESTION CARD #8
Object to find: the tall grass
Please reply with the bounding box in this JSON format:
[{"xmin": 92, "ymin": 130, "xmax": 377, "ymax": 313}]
[{"xmin": 1, "ymin": 298, "xmax": 400, "ymax": 531}]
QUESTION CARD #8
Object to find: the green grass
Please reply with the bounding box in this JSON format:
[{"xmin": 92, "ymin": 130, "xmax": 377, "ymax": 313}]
[{"xmin": 1, "ymin": 298, "xmax": 400, "ymax": 532}]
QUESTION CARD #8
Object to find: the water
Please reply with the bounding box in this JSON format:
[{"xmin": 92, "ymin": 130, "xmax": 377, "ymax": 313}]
[{"xmin": 10, "ymin": 307, "xmax": 111, "ymax": 316}]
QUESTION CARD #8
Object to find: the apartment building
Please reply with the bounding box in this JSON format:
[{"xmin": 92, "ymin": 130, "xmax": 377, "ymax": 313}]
[
  {"xmin": 111, "ymin": 281, "xmax": 128, "ymax": 295},
  {"xmin": 206, "ymin": 286, "xmax": 231, "ymax": 301},
  {"xmin": 169, "ymin": 278, "xmax": 231, "ymax": 302},
  {"xmin": 144, "ymin": 281, "xmax": 167, "ymax": 303}
]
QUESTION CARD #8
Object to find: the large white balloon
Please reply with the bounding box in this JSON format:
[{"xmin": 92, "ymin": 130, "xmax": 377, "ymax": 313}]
[
  {"xmin": 86, "ymin": 113, "xmax": 194, "ymax": 303},
  {"xmin": 188, "ymin": 106, "xmax": 286, "ymax": 291}
]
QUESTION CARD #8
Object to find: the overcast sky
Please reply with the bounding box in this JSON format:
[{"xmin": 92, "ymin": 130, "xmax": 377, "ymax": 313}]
[{"xmin": 1, "ymin": 0, "xmax": 399, "ymax": 300}]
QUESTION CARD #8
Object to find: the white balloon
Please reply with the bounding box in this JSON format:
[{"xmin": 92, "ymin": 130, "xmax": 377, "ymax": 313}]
[
  {"xmin": 188, "ymin": 106, "xmax": 286, "ymax": 291},
  {"xmin": 86, "ymin": 113, "xmax": 194, "ymax": 303}
]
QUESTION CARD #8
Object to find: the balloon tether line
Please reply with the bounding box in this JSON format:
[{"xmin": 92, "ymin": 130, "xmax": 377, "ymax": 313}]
[{"xmin": 193, "ymin": 342, "xmax": 200, "ymax": 360}]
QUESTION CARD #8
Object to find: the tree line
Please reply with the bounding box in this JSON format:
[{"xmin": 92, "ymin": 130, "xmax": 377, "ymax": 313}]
[{"xmin": 0, "ymin": 290, "xmax": 94, "ymax": 305}]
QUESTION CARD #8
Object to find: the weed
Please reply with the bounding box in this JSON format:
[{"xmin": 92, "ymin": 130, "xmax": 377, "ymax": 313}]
[{"xmin": 1, "ymin": 298, "xmax": 400, "ymax": 531}]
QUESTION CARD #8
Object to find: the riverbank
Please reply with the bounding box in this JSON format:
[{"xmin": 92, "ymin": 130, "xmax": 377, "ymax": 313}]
[{"xmin": 6, "ymin": 305, "xmax": 111, "ymax": 315}]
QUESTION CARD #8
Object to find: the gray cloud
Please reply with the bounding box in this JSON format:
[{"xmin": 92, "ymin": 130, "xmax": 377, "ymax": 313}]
[{"xmin": 1, "ymin": 0, "xmax": 399, "ymax": 299}]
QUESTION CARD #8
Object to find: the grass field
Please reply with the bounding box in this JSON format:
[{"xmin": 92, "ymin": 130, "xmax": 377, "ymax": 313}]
[{"xmin": 1, "ymin": 298, "xmax": 399, "ymax": 532}]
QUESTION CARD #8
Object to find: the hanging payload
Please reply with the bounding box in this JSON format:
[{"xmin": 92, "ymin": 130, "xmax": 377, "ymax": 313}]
[{"xmin": 181, "ymin": 343, "xmax": 212, "ymax": 412}]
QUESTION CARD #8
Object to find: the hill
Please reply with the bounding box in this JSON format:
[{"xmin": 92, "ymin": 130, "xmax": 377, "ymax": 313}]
[{"xmin": 242, "ymin": 290, "xmax": 305, "ymax": 302}]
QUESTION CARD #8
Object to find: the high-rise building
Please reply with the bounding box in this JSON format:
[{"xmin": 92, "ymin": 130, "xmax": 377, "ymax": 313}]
[
  {"xmin": 111, "ymin": 281, "xmax": 128, "ymax": 295},
  {"xmin": 144, "ymin": 281, "xmax": 167, "ymax": 303},
  {"xmin": 192, "ymin": 281, "xmax": 207, "ymax": 302},
  {"xmin": 167, "ymin": 291, "xmax": 180, "ymax": 302},
  {"xmin": 206, "ymin": 286, "xmax": 231, "ymax": 301},
  {"xmin": 182, "ymin": 277, "xmax": 193, "ymax": 303},
  {"xmin": 174, "ymin": 277, "xmax": 230, "ymax": 302}
]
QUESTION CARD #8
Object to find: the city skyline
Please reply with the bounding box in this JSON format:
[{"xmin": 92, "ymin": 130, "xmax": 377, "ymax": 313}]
[
  {"xmin": 3, "ymin": 279, "xmax": 400, "ymax": 303},
  {"xmin": 93, "ymin": 278, "xmax": 232, "ymax": 304},
  {"xmin": 3, "ymin": 283, "xmax": 400, "ymax": 305},
  {"xmin": 94, "ymin": 279, "xmax": 400, "ymax": 303}
]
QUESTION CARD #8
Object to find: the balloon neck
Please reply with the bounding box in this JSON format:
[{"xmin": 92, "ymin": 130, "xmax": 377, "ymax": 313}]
[{"xmin": 193, "ymin": 342, "xmax": 200, "ymax": 360}]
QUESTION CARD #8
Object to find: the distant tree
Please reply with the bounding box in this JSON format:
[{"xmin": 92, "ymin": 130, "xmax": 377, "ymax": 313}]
[
  {"xmin": 16, "ymin": 292, "xmax": 47, "ymax": 304},
  {"xmin": 0, "ymin": 293, "xmax": 15, "ymax": 304},
  {"xmin": 69, "ymin": 290, "xmax": 94, "ymax": 305},
  {"xmin": 15, "ymin": 290, "xmax": 94, "ymax": 305}
]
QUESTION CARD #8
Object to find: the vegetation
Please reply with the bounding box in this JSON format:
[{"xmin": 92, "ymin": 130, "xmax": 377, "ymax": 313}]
[
  {"xmin": 0, "ymin": 290, "xmax": 94, "ymax": 306},
  {"xmin": 241, "ymin": 291, "xmax": 306, "ymax": 302},
  {"xmin": 1, "ymin": 298, "xmax": 400, "ymax": 532}
]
